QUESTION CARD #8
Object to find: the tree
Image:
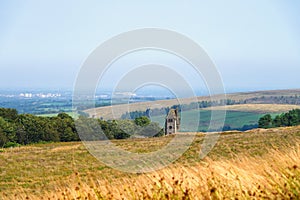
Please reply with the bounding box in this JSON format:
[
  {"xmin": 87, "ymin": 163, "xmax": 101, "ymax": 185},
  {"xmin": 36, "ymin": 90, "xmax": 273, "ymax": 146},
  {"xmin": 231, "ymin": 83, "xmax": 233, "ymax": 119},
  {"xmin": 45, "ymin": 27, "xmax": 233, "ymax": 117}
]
[
  {"xmin": 15, "ymin": 124, "xmax": 27, "ymax": 144},
  {"xmin": 258, "ymin": 109, "xmax": 300, "ymax": 129},
  {"xmin": 110, "ymin": 120, "xmax": 130, "ymax": 139},
  {"xmin": 0, "ymin": 108, "xmax": 18, "ymax": 122},
  {"xmin": 273, "ymin": 115, "xmax": 282, "ymax": 127},
  {"xmin": 266, "ymin": 109, "xmax": 300, "ymax": 128},
  {"xmin": 258, "ymin": 114, "xmax": 273, "ymax": 128},
  {"xmin": 134, "ymin": 116, "xmax": 151, "ymax": 127},
  {"xmin": 18, "ymin": 114, "xmax": 39, "ymax": 143},
  {"xmin": 57, "ymin": 112, "xmax": 72, "ymax": 119},
  {"xmin": 0, "ymin": 116, "xmax": 16, "ymax": 142},
  {"xmin": 117, "ymin": 120, "xmax": 137, "ymax": 136},
  {"xmin": 76, "ymin": 116, "xmax": 106, "ymax": 141},
  {"xmin": 56, "ymin": 113, "xmax": 79, "ymax": 142},
  {"xmin": 0, "ymin": 127, "xmax": 8, "ymax": 147},
  {"xmin": 286, "ymin": 109, "xmax": 300, "ymax": 126}
]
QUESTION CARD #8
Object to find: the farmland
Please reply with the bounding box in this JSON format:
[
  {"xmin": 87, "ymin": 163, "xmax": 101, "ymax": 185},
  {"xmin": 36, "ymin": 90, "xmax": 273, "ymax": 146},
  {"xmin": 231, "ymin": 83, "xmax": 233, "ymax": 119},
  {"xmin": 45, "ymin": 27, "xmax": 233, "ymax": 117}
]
[
  {"xmin": 150, "ymin": 104, "xmax": 297, "ymax": 131},
  {"xmin": 85, "ymin": 89, "xmax": 300, "ymax": 119}
]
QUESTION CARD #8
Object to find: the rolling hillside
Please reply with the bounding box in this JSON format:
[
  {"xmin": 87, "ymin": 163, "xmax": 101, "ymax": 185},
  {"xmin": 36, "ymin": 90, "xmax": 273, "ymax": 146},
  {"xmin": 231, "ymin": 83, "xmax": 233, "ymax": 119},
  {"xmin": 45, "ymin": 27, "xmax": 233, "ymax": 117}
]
[
  {"xmin": 1, "ymin": 126, "xmax": 300, "ymax": 199},
  {"xmin": 85, "ymin": 89, "xmax": 300, "ymax": 119}
]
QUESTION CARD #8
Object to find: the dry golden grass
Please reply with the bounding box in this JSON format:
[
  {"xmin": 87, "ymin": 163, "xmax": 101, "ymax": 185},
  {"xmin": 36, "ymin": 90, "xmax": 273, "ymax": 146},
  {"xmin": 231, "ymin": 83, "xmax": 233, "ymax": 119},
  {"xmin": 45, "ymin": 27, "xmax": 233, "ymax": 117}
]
[
  {"xmin": 85, "ymin": 98, "xmax": 201, "ymax": 119},
  {"xmin": 204, "ymin": 104, "xmax": 300, "ymax": 113},
  {"xmin": 6, "ymin": 142, "xmax": 300, "ymax": 199},
  {"xmin": 1, "ymin": 126, "xmax": 300, "ymax": 199}
]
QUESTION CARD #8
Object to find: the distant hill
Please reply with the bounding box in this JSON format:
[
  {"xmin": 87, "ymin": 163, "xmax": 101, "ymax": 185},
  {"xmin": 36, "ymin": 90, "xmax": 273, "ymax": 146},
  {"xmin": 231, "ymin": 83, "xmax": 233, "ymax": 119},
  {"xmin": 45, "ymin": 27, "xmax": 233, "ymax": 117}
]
[
  {"xmin": 85, "ymin": 89, "xmax": 300, "ymax": 119},
  {"xmin": 204, "ymin": 104, "xmax": 300, "ymax": 113}
]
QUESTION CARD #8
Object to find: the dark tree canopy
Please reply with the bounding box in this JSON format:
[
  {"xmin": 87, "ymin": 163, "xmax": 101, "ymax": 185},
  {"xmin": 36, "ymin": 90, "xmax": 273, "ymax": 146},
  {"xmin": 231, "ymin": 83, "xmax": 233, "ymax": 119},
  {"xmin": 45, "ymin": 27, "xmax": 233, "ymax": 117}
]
[
  {"xmin": 258, "ymin": 109, "xmax": 300, "ymax": 129},
  {"xmin": 0, "ymin": 107, "xmax": 164, "ymax": 148},
  {"xmin": 258, "ymin": 114, "xmax": 273, "ymax": 128}
]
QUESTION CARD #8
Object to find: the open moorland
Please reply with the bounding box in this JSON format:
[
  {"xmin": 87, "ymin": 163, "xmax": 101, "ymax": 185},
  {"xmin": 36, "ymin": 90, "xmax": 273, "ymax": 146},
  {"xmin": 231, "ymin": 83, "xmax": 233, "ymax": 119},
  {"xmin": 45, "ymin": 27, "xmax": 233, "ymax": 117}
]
[{"xmin": 1, "ymin": 126, "xmax": 300, "ymax": 199}]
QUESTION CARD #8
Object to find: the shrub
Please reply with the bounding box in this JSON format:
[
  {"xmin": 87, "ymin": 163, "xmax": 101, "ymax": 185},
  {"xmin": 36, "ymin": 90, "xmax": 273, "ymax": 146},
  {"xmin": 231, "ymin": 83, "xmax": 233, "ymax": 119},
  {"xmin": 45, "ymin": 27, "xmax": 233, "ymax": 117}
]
[{"xmin": 3, "ymin": 142, "xmax": 21, "ymax": 148}]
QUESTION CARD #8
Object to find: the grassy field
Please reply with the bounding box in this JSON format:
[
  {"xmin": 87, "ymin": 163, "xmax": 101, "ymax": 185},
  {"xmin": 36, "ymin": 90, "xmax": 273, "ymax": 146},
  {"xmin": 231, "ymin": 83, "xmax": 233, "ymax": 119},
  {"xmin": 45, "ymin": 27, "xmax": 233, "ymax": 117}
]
[
  {"xmin": 151, "ymin": 109, "xmax": 280, "ymax": 132},
  {"xmin": 37, "ymin": 112, "xmax": 80, "ymax": 119},
  {"xmin": 1, "ymin": 126, "xmax": 300, "ymax": 199}
]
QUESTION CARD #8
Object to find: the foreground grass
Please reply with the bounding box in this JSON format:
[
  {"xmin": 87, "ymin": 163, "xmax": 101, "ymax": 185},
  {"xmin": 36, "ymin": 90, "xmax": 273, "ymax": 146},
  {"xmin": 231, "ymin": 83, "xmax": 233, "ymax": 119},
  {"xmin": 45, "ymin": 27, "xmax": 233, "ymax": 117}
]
[
  {"xmin": 0, "ymin": 126, "xmax": 300, "ymax": 199},
  {"xmin": 25, "ymin": 144, "xmax": 300, "ymax": 199}
]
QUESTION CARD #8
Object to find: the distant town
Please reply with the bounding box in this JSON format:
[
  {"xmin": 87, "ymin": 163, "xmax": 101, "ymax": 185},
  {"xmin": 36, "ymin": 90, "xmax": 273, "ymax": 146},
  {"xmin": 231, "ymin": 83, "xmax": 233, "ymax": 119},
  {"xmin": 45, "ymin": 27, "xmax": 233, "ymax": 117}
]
[{"xmin": 0, "ymin": 89, "xmax": 175, "ymax": 115}]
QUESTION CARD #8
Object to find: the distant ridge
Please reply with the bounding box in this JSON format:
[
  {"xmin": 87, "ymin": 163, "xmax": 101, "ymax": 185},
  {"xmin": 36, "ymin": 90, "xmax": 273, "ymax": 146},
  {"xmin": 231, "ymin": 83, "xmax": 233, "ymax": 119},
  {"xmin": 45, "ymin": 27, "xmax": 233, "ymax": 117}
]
[{"xmin": 85, "ymin": 89, "xmax": 300, "ymax": 119}]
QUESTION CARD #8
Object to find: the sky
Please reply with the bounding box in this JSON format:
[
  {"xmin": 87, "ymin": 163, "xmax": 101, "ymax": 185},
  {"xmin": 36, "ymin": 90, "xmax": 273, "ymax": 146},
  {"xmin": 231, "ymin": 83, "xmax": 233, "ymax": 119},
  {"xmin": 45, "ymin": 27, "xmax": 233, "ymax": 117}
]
[{"xmin": 0, "ymin": 0, "xmax": 300, "ymax": 93}]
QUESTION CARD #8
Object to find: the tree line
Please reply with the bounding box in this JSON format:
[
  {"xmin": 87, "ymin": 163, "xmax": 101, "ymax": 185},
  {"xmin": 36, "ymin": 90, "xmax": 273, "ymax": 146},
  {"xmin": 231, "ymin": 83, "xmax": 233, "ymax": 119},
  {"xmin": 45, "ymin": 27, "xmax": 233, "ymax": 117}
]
[
  {"xmin": 244, "ymin": 95, "xmax": 300, "ymax": 105},
  {"xmin": 0, "ymin": 108, "xmax": 163, "ymax": 148},
  {"xmin": 121, "ymin": 99, "xmax": 238, "ymax": 119},
  {"xmin": 258, "ymin": 109, "xmax": 300, "ymax": 128},
  {"xmin": 0, "ymin": 108, "xmax": 79, "ymax": 148}
]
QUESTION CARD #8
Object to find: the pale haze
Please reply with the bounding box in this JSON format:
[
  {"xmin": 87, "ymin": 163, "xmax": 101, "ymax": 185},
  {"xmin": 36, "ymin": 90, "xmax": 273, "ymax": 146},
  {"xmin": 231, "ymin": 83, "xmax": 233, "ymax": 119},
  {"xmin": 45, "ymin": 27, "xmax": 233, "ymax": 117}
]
[{"xmin": 0, "ymin": 0, "xmax": 300, "ymax": 92}]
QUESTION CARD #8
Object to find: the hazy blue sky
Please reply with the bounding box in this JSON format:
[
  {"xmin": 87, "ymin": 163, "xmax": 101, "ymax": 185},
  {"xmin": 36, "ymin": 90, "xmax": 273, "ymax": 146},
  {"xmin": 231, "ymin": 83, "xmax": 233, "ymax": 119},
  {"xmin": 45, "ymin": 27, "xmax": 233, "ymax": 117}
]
[{"xmin": 0, "ymin": 0, "xmax": 300, "ymax": 92}]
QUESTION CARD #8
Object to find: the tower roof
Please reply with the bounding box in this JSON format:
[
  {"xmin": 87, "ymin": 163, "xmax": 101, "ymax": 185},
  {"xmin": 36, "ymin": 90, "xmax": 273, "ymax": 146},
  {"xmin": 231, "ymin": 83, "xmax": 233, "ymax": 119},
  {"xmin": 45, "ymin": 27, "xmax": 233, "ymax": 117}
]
[{"xmin": 166, "ymin": 109, "xmax": 177, "ymax": 119}]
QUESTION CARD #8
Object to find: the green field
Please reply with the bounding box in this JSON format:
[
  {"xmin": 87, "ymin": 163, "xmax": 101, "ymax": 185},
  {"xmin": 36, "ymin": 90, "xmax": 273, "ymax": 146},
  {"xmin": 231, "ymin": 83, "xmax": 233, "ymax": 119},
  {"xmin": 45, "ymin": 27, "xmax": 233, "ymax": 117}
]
[
  {"xmin": 151, "ymin": 110, "xmax": 280, "ymax": 132},
  {"xmin": 37, "ymin": 109, "xmax": 280, "ymax": 132},
  {"xmin": 37, "ymin": 111, "xmax": 80, "ymax": 119}
]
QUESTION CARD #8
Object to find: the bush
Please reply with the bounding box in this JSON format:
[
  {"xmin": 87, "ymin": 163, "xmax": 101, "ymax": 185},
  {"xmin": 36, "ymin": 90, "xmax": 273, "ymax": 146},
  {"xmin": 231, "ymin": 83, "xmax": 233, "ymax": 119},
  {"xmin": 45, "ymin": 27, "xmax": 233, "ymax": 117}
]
[{"xmin": 3, "ymin": 142, "xmax": 21, "ymax": 148}]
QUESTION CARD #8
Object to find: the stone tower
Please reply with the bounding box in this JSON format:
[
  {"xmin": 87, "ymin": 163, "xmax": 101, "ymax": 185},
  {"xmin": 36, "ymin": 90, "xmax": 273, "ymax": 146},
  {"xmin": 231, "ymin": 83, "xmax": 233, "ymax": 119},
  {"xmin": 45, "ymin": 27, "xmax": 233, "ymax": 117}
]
[{"xmin": 165, "ymin": 108, "xmax": 180, "ymax": 135}]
